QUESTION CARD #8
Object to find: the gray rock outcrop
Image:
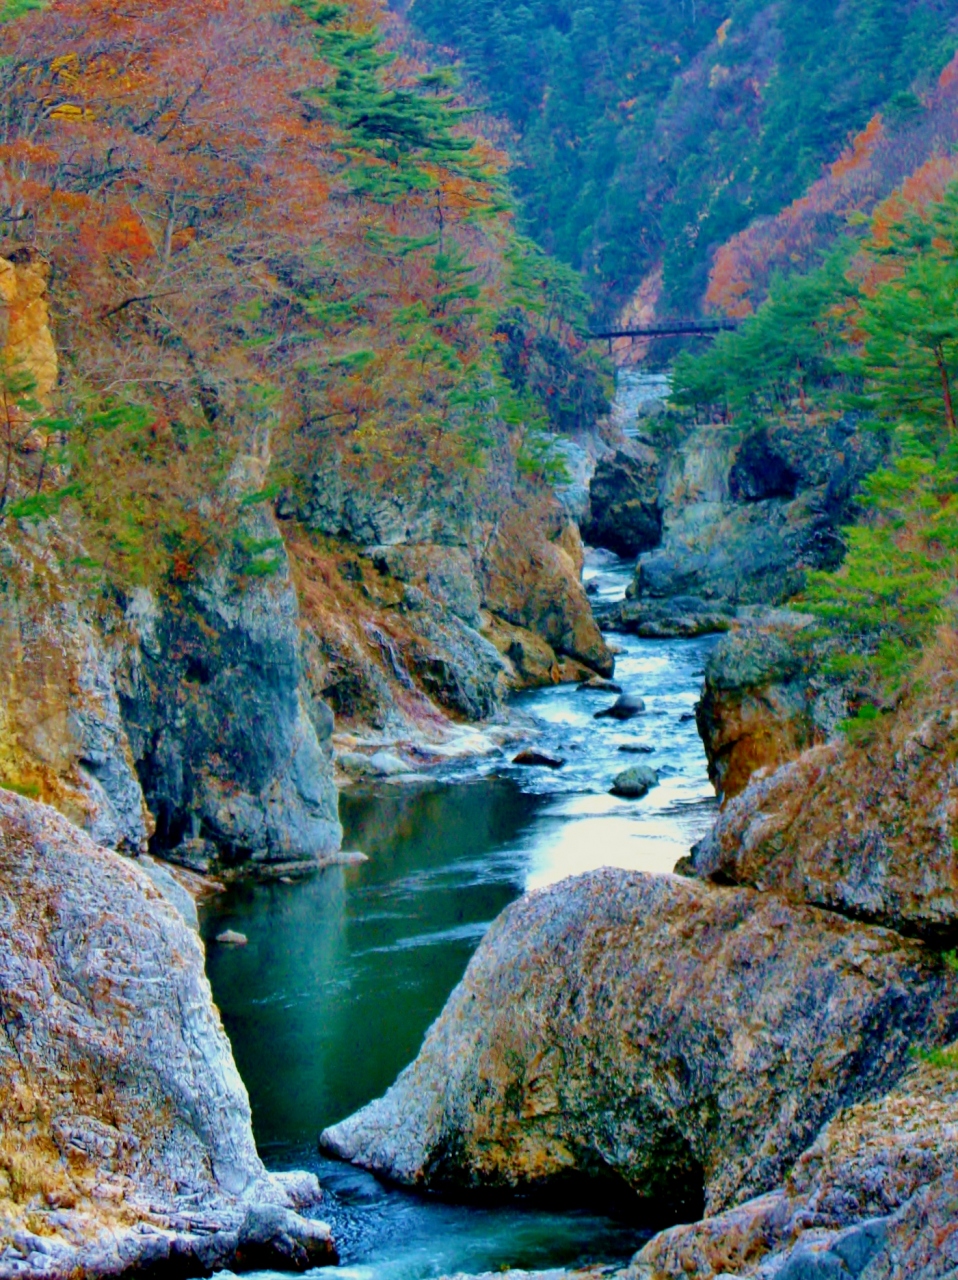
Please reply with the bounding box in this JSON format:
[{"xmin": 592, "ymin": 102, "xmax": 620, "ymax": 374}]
[
  {"xmin": 0, "ymin": 788, "xmax": 335, "ymax": 1277},
  {"xmin": 322, "ymin": 869, "xmax": 958, "ymax": 1220},
  {"xmin": 119, "ymin": 500, "xmax": 342, "ymax": 867},
  {"xmin": 583, "ymin": 444, "xmax": 662, "ymax": 559},
  {"xmin": 622, "ymin": 416, "xmax": 882, "ymax": 625}
]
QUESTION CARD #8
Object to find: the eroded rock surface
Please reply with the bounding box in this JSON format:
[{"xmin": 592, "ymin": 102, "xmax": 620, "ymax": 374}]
[
  {"xmin": 322, "ymin": 869, "xmax": 958, "ymax": 1220},
  {"xmin": 626, "ymin": 416, "xmax": 881, "ymax": 621},
  {"xmin": 583, "ymin": 444, "xmax": 662, "ymax": 559},
  {"xmin": 630, "ymin": 1041, "xmax": 958, "ymax": 1279},
  {"xmin": 0, "ymin": 788, "xmax": 334, "ymax": 1277},
  {"xmin": 120, "ymin": 498, "xmax": 342, "ymax": 868},
  {"xmin": 692, "ymin": 646, "xmax": 958, "ymax": 941},
  {"xmin": 695, "ymin": 616, "xmax": 837, "ymax": 801}
]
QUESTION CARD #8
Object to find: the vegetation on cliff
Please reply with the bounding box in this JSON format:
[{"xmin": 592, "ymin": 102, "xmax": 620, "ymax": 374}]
[
  {"xmin": 0, "ymin": 0, "xmax": 605, "ymax": 593},
  {"xmin": 672, "ymin": 161, "xmax": 958, "ymax": 700}
]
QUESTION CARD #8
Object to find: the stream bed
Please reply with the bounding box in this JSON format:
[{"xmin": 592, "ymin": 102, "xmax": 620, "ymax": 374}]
[{"xmin": 202, "ymin": 550, "xmax": 718, "ymax": 1280}]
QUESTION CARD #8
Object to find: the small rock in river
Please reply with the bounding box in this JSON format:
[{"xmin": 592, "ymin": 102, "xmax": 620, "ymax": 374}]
[
  {"xmin": 611, "ymin": 765, "xmax": 658, "ymax": 799},
  {"xmin": 215, "ymin": 929, "xmax": 248, "ymax": 946},
  {"xmin": 513, "ymin": 750, "xmax": 566, "ymax": 769},
  {"xmin": 367, "ymin": 751, "xmax": 412, "ymax": 777},
  {"xmin": 618, "ymin": 744, "xmax": 655, "ymax": 755},
  {"xmin": 335, "ymin": 850, "xmax": 371, "ymax": 866},
  {"xmin": 595, "ymin": 694, "xmax": 646, "ymax": 721},
  {"xmin": 577, "ymin": 678, "xmax": 624, "ymax": 694}
]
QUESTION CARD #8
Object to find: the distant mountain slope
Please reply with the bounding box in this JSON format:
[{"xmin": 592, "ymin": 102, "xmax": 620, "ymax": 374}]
[{"xmin": 405, "ymin": 0, "xmax": 958, "ymax": 318}]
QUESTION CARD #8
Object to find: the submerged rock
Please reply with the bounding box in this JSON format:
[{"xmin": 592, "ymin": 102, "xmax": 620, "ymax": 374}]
[
  {"xmin": 610, "ymin": 765, "xmax": 658, "ymax": 798},
  {"xmin": 0, "ymin": 788, "xmax": 335, "ymax": 1277},
  {"xmin": 321, "ymin": 869, "xmax": 957, "ymax": 1219},
  {"xmin": 595, "ymin": 694, "xmax": 646, "ymax": 721},
  {"xmin": 513, "ymin": 750, "xmax": 566, "ymax": 769},
  {"xmin": 577, "ymin": 678, "xmax": 624, "ymax": 694},
  {"xmin": 216, "ymin": 928, "xmax": 250, "ymax": 946}
]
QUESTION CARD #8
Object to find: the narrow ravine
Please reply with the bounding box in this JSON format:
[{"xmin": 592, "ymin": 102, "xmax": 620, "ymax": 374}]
[{"xmin": 202, "ymin": 548, "xmax": 719, "ymax": 1280}]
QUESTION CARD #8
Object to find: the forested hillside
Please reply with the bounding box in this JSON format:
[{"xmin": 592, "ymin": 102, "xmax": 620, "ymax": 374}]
[
  {"xmin": 405, "ymin": 0, "xmax": 958, "ymax": 318},
  {"xmin": 0, "ymin": 0, "xmax": 602, "ymax": 590}
]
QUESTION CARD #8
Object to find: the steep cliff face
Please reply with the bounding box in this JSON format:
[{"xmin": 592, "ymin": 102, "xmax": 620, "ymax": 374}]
[
  {"xmin": 0, "ymin": 257, "xmax": 341, "ymax": 871},
  {"xmin": 607, "ymin": 415, "xmax": 881, "ymax": 634},
  {"xmin": 119, "ymin": 495, "xmax": 342, "ymax": 871},
  {"xmin": 322, "ymin": 869, "xmax": 958, "ymax": 1220},
  {"xmin": 0, "ymin": 788, "xmax": 335, "ymax": 1277},
  {"xmin": 0, "ymin": 255, "xmax": 150, "ymax": 853},
  {"xmin": 0, "ymin": 537, "xmax": 150, "ymax": 853},
  {"xmin": 291, "ymin": 451, "xmax": 613, "ymax": 740}
]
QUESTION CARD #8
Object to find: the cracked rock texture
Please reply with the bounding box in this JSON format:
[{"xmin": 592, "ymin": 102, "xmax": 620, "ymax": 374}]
[
  {"xmin": 630, "ymin": 1040, "xmax": 958, "ymax": 1279},
  {"xmin": 0, "ymin": 788, "xmax": 334, "ymax": 1278},
  {"xmin": 322, "ymin": 869, "xmax": 958, "ymax": 1221},
  {"xmin": 692, "ymin": 639, "xmax": 958, "ymax": 942}
]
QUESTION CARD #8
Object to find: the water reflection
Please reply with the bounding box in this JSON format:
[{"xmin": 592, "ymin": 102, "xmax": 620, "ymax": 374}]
[{"xmin": 204, "ymin": 779, "xmax": 546, "ymax": 1154}]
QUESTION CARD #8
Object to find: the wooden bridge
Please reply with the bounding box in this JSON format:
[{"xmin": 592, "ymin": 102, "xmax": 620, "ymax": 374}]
[{"xmin": 588, "ymin": 318, "xmax": 739, "ymax": 353}]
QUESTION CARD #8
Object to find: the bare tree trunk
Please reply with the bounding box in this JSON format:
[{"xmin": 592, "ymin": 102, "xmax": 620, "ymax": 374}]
[{"xmin": 935, "ymin": 344, "xmax": 957, "ymax": 432}]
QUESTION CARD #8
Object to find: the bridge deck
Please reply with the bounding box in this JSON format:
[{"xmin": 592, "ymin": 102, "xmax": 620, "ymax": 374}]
[{"xmin": 589, "ymin": 320, "xmax": 738, "ymax": 340}]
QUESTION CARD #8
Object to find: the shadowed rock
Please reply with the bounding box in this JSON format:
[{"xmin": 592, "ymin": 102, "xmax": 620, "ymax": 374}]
[
  {"xmin": 321, "ymin": 869, "xmax": 958, "ymax": 1219},
  {"xmin": 630, "ymin": 1038, "xmax": 958, "ymax": 1279}
]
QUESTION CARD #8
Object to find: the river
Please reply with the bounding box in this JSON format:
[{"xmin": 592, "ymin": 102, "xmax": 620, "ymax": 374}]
[{"xmin": 202, "ymin": 547, "xmax": 718, "ymax": 1280}]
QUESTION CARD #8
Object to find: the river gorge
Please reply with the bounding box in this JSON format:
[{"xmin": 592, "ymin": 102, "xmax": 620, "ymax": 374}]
[{"xmin": 202, "ymin": 538, "xmax": 719, "ymax": 1279}]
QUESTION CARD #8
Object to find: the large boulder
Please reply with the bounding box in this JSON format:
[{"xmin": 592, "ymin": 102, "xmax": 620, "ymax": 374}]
[
  {"xmin": 482, "ymin": 510, "xmax": 614, "ymax": 678},
  {"xmin": 583, "ymin": 445, "xmax": 662, "ymax": 559},
  {"xmin": 0, "ymin": 788, "xmax": 335, "ymax": 1277},
  {"xmin": 630, "ymin": 1039, "xmax": 958, "ymax": 1279},
  {"xmin": 692, "ymin": 648, "xmax": 958, "ymax": 942},
  {"xmin": 695, "ymin": 617, "xmax": 828, "ymax": 801},
  {"xmin": 322, "ymin": 869, "xmax": 958, "ymax": 1220}
]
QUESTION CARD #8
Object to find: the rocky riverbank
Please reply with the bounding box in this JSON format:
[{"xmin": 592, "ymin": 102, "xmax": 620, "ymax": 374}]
[
  {"xmin": 0, "ymin": 248, "xmax": 615, "ymax": 878},
  {"xmin": 0, "ymin": 788, "xmax": 336, "ymax": 1278},
  {"xmin": 322, "ymin": 611, "xmax": 958, "ymax": 1277}
]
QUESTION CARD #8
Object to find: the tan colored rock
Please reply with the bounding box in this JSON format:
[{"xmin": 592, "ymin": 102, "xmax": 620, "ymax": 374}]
[
  {"xmin": 695, "ymin": 622, "xmax": 818, "ymax": 801},
  {"xmin": 693, "ymin": 639, "xmax": 958, "ymax": 940},
  {"xmin": 0, "ymin": 249, "xmax": 58, "ymax": 407},
  {"xmin": 322, "ymin": 869, "xmax": 958, "ymax": 1218},
  {"xmin": 481, "ymin": 611, "xmax": 561, "ymax": 689},
  {"xmin": 482, "ymin": 508, "xmax": 613, "ymax": 678},
  {"xmin": 0, "ymin": 535, "xmax": 151, "ymax": 852}
]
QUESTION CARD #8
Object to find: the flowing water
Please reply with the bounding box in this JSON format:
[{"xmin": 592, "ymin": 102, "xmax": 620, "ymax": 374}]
[{"xmin": 203, "ymin": 449, "xmax": 718, "ymax": 1279}]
